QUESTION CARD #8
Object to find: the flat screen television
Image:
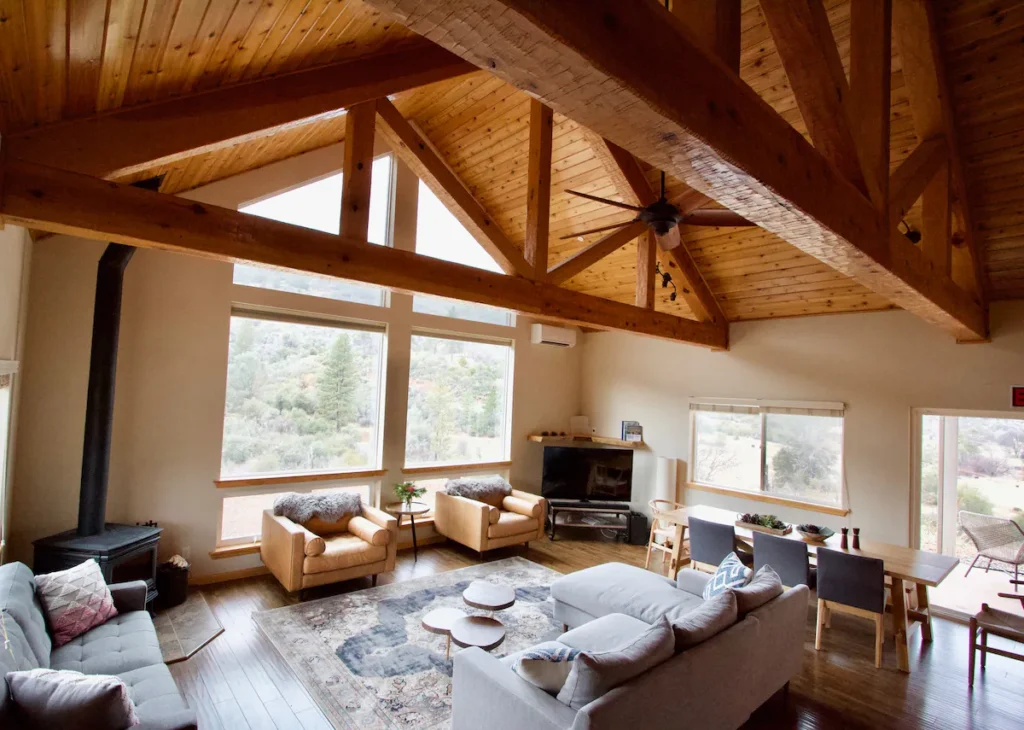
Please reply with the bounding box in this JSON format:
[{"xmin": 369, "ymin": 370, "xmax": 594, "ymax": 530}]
[{"xmin": 542, "ymin": 446, "xmax": 633, "ymax": 502}]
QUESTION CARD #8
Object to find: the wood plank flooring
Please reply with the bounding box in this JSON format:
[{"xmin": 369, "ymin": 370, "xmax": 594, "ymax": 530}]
[{"xmin": 169, "ymin": 531, "xmax": 1024, "ymax": 729}]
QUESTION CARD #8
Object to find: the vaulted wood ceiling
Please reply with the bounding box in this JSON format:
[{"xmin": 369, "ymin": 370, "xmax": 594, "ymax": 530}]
[{"xmin": 1, "ymin": 0, "xmax": 1021, "ymax": 321}]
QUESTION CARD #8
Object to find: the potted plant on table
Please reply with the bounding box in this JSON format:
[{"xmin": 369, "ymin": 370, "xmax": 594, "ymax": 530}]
[{"xmin": 394, "ymin": 481, "xmax": 426, "ymax": 508}]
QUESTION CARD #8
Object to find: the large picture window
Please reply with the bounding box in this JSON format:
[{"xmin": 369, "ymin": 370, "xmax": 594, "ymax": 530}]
[
  {"xmin": 220, "ymin": 314, "xmax": 385, "ymax": 478},
  {"xmin": 220, "ymin": 484, "xmax": 371, "ymax": 543},
  {"xmin": 691, "ymin": 401, "xmax": 845, "ymax": 508},
  {"xmin": 404, "ymin": 334, "xmax": 513, "ymax": 468},
  {"xmin": 234, "ymin": 155, "xmax": 393, "ymax": 306}
]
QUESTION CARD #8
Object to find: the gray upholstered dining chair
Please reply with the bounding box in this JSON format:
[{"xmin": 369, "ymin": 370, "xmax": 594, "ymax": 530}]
[
  {"xmin": 960, "ymin": 510, "xmax": 1024, "ymax": 592},
  {"xmin": 754, "ymin": 531, "xmax": 816, "ymax": 588},
  {"xmin": 688, "ymin": 517, "xmax": 752, "ymax": 570},
  {"xmin": 815, "ymin": 548, "xmax": 887, "ymax": 668}
]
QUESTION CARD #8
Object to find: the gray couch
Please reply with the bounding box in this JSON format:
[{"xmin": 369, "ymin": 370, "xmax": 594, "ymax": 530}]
[
  {"xmin": 0, "ymin": 561, "xmax": 196, "ymax": 730},
  {"xmin": 452, "ymin": 562, "xmax": 809, "ymax": 730}
]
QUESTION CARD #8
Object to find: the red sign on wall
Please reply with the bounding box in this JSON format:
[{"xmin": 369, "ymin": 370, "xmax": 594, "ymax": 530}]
[{"xmin": 1014, "ymin": 387, "xmax": 1024, "ymax": 408}]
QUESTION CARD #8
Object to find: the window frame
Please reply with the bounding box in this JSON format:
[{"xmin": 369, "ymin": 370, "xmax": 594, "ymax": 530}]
[
  {"xmin": 688, "ymin": 398, "xmax": 849, "ymax": 516},
  {"xmin": 0, "ymin": 361, "xmax": 17, "ymax": 557}
]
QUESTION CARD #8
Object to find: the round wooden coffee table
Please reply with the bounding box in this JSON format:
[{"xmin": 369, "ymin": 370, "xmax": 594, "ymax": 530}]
[
  {"xmin": 450, "ymin": 615, "xmax": 506, "ymax": 652},
  {"xmin": 463, "ymin": 580, "xmax": 516, "ymax": 611},
  {"xmin": 421, "ymin": 606, "xmax": 466, "ymax": 659}
]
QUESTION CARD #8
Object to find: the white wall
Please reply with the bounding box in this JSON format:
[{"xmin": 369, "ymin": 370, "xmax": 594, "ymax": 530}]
[
  {"xmin": 9, "ymin": 146, "xmax": 581, "ymax": 578},
  {"xmin": 581, "ymin": 303, "xmax": 1024, "ymax": 547}
]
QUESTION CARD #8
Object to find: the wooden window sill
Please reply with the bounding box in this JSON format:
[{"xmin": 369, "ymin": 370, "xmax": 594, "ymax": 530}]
[
  {"xmin": 215, "ymin": 468, "xmax": 387, "ymax": 488},
  {"xmin": 210, "ymin": 544, "xmax": 261, "ymax": 559},
  {"xmin": 685, "ymin": 482, "xmax": 850, "ymax": 517},
  {"xmin": 401, "ymin": 460, "xmax": 512, "ymax": 476}
]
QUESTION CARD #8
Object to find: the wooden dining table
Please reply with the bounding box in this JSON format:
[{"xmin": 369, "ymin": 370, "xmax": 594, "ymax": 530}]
[{"xmin": 657, "ymin": 504, "xmax": 960, "ymax": 673}]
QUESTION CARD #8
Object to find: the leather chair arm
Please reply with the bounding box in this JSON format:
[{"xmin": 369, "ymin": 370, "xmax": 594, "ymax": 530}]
[
  {"xmin": 435, "ymin": 492, "xmax": 489, "ymax": 552},
  {"xmin": 260, "ymin": 511, "xmax": 305, "ymax": 592},
  {"xmin": 360, "ymin": 503, "xmax": 399, "ymax": 570},
  {"xmin": 510, "ymin": 490, "xmax": 547, "ymax": 539}
]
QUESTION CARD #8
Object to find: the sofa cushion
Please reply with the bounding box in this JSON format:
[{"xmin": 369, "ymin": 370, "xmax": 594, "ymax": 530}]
[
  {"xmin": 559, "ymin": 613, "xmax": 652, "ymax": 654},
  {"xmin": 510, "ymin": 642, "xmax": 580, "ymax": 694},
  {"xmin": 6, "ymin": 667, "xmax": 139, "ymax": 730},
  {"xmin": 702, "ymin": 552, "xmax": 752, "ymax": 599},
  {"xmin": 50, "ymin": 611, "xmax": 163, "ymax": 675},
  {"xmin": 0, "ymin": 562, "xmax": 52, "ymax": 667},
  {"xmin": 117, "ymin": 663, "xmax": 195, "ymax": 727},
  {"xmin": 556, "ymin": 616, "xmax": 675, "ymax": 710},
  {"xmin": 34, "ymin": 559, "xmax": 118, "ymax": 648},
  {"xmin": 487, "ymin": 512, "xmax": 538, "ymax": 539},
  {"xmin": 733, "ymin": 565, "xmax": 784, "ymax": 616},
  {"xmin": 671, "ymin": 590, "xmax": 738, "ymax": 651},
  {"xmin": 0, "ymin": 611, "xmax": 42, "ymax": 724},
  {"xmin": 675, "ymin": 568, "xmax": 712, "ymax": 597},
  {"xmin": 551, "ymin": 562, "xmax": 702, "ymax": 624},
  {"xmin": 303, "ymin": 534, "xmax": 387, "ymax": 574}
]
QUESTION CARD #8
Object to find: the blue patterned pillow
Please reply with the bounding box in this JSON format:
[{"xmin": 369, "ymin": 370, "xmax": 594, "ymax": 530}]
[
  {"xmin": 702, "ymin": 552, "xmax": 752, "ymax": 599},
  {"xmin": 512, "ymin": 642, "xmax": 581, "ymax": 693}
]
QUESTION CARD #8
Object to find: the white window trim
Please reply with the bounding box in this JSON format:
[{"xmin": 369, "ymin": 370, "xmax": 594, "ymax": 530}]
[{"xmin": 688, "ymin": 397, "xmax": 848, "ymax": 511}]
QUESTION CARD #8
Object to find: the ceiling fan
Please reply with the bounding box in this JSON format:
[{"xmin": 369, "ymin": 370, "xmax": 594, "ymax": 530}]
[{"xmin": 562, "ymin": 172, "xmax": 752, "ymax": 251}]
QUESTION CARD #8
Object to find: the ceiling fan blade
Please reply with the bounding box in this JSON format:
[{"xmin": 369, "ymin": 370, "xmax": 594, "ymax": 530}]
[
  {"xmin": 565, "ymin": 189, "xmax": 645, "ymax": 212},
  {"xmin": 683, "ymin": 209, "xmax": 755, "ymax": 227},
  {"xmin": 655, "ymin": 225, "xmax": 682, "ymax": 251},
  {"xmin": 559, "ymin": 219, "xmax": 638, "ymax": 240}
]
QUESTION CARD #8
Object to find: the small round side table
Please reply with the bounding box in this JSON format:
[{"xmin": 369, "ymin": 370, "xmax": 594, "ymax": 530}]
[{"xmin": 385, "ymin": 501, "xmax": 430, "ymax": 558}]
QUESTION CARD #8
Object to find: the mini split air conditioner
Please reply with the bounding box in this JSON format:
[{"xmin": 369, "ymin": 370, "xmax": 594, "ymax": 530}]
[{"xmin": 531, "ymin": 323, "xmax": 577, "ymax": 348}]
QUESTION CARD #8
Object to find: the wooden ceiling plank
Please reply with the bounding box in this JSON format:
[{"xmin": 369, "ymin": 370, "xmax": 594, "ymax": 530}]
[
  {"xmin": 894, "ymin": 0, "xmax": 988, "ymax": 304},
  {"xmin": 95, "ymin": 0, "xmax": 146, "ymax": 113},
  {"xmin": 849, "ymin": 0, "xmax": 892, "ymax": 214},
  {"xmin": 888, "ymin": 136, "xmax": 947, "ymax": 230},
  {"xmin": 65, "ymin": 0, "xmax": 108, "ymax": 118},
  {"xmin": 759, "ymin": 0, "xmax": 869, "ymax": 196},
  {"xmin": 7, "ymin": 41, "xmax": 475, "ymax": 179},
  {"xmin": 23, "ymin": 0, "xmax": 67, "ymax": 125},
  {"xmin": 0, "ymin": 159, "xmax": 728, "ymax": 349},
  {"xmin": 524, "ymin": 99, "xmax": 553, "ymax": 278},
  {"xmin": 340, "ymin": 100, "xmax": 377, "ymax": 240},
  {"xmin": 548, "ymin": 220, "xmax": 647, "ymax": 285},
  {"xmin": 375, "ymin": 97, "xmax": 532, "ymax": 277}
]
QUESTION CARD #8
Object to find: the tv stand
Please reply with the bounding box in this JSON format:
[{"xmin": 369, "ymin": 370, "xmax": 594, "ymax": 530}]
[{"xmin": 546, "ymin": 499, "xmax": 633, "ymax": 542}]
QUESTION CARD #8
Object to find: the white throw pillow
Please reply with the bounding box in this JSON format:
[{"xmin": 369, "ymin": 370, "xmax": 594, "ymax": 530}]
[
  {"xmin": 512, "ymin": 642, "xmax": 580, "ymax": 693},
  {"xmin": 33, "ymin": 559, "xmax": 118, "ymax": 647},
  {"xmin": 6, "ymin": 668, "xmax": 139, "ymax": 730},
  {"xmin": 702, "ymin": 552, "xmax": 752, "ymax": 600}
]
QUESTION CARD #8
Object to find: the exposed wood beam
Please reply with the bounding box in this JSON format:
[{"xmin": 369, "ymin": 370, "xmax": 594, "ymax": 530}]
[
  {"xmin": 340, "ymin": 101, "xmax": 378, "ymax": 240},
  {"xmin": 759, "ymin": 0, "xmax": 870, "ymax": 197},
  {"xmin": 374, "ymin": 97, "xmax": 532, "ymax": 277},
  {"xmin": 362, "ymin": 0, "xmax": 986, "ymax": 341},
  {"xmin": 888, "ymin": 137, "xmax": 947, "ymax": 231},
  {"xmin": 669, "ymin": 0, "xmax": 741, "ymax": 73},
  {"xmin": 524, "ymin": 100, "xmax": 553, "ymax": 278},
  {"xmin": 636, "ymin": 231, "xmax": 657, "ymax": 309},
  {"xmin": 548, "ymin": 221, "xmax": 648, "ymax": 286},
  {"xmin": 6, "ymin": 41, "xmax": 475, "ymax": 181},
  {"xmin": 893, "ymin": 0, "xmax": 987, "ymax": 304},
  {"xmin": 921, "ymin": 160, "xmax": 951, "ymax": 276},
  {"xmin": 0, "ymin": 160, "xmax": 727, "ymax": 349},
  {"xmin": 849, "ymin": 0, "xmax": 892, "ymax": 214}
]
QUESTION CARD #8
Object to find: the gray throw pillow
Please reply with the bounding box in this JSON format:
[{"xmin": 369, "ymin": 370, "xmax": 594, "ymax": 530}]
[
  {"xmin": 6, "ymin": 668, "xmax": 139, "ymax": 730},
  {"xmin": 671, "ymin": 590, "xmax": 738, "ymax": 651},
  {"xmin": 556, "ymin": 615, "xmax": 675, "ymax": 710},
  {"xmin": 444, "ymin": 476, "xmax": 512, "ymax": 509},
  {"xmin": 733, "ymin": 565, "xmax": 784, "ymax": 616}
]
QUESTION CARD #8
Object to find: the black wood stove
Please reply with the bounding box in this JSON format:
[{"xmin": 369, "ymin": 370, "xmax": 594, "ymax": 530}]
[{"xmin": 33, "ymin": 202, "xmax": 164, "ymax": 605}]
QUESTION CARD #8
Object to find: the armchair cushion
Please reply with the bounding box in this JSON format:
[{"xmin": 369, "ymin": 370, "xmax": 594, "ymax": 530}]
[
  {"xmin": 488, "ymin": 512, "xmax": 539, "ymax": 540},
  {"xmin": 301, "ymin": 515, "xmax": 353, "ymax": 536},
  {"xmin": 348, "ymin": 516, "xmax": 389, "ymax": 547},
  {"xmin": 488, "ymin": 506, "xmax": 501, "ymax": 525},
  {"xmin": 503, "ymin": 496, "xmax": 541, "ymax": 519},
  {"xmin": 303, "ymin": 534, "xmax": 387, "ymax": 575},
  {"xmin": 303, "ymin": 532, "xmax": 326, "ymax": 557}
]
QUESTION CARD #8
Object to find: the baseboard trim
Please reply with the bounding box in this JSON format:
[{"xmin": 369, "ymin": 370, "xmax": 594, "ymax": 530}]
[{"xmin": 189, "ymin": 565, "xmax": 269, "ymax": 586}]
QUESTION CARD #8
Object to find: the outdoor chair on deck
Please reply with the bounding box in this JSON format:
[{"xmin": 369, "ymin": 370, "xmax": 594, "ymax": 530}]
[{"xmin": 960, "ymin": 510, "xmax": 1024, "ymax": 592}]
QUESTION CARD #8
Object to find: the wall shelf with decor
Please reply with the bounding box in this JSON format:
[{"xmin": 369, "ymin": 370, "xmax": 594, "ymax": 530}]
[{"xmin": 527, "ymin": 434, "xmax": 645, "ymax": 449}]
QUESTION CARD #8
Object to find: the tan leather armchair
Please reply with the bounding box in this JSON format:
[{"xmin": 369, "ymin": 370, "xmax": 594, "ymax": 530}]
[
  {"xmin": 434, "ymin": 489, "xmax": 546, "ymax": 555},
  {"xmin": 260, "ymin": 503, "xmax": 398, "ymax": 594}
]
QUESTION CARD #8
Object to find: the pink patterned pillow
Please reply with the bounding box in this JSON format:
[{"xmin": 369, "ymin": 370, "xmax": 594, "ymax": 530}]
[{"xmin": 34, "ymin": 559, "xmax": 118, "ymax": 647}]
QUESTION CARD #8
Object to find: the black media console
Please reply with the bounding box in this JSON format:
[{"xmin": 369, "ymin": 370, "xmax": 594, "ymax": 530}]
[{"xmin": 546, "ymin": 499, "xmax": 633, "ymax": 542}]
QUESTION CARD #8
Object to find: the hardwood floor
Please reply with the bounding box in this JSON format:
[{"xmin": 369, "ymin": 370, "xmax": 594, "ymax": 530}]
[{"xmin": 170, "ymin": 531, "xmax": 1023, "ymax": 729}]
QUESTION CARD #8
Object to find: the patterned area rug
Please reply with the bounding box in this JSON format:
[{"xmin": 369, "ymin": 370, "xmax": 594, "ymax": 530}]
[
  {"xmin": 154, "ymin": 592, "xmax": 224, "ymax": 664},
  {"xmin": 253, "ymin": 557, "xmax": 564, "ymax": 729}
]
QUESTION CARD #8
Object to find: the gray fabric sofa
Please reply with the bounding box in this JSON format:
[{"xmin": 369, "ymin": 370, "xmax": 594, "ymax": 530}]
[
  {"xmin": 452, "ymin": 561, "xmax": 809, "ymax": 730},
  {"xmin": 0, "ymin": 561, "xmax": 196, "ymax": 730}
]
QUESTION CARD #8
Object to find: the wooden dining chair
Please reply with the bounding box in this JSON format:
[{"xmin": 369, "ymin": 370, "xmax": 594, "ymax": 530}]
[
  {"xmin": 968, "ymin": 591, "xmax": 1024, "ymax": 687},
  {"xmin": 688, "ymin": 517, "xmax": 752, "ymax": 572},
  {"xmin": 754, "ymin": 531, "xmax": 816, "ymax": 588},
  {"xmin": 815, "ymin": 548, "xmax": 887, "ymax": 668},
  {"xmin": 645, "ymin": 499, "xmax": 687, "ymax": 576}
]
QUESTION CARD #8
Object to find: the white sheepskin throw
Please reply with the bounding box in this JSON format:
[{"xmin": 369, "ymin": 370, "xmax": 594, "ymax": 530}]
[
  {"xmin": 444, "ymin": 475, "xmax": 512, "ymax": 508},
  {"xmin": 273, "ymin": 491, "xmax": 363, "ymax": 523}
]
